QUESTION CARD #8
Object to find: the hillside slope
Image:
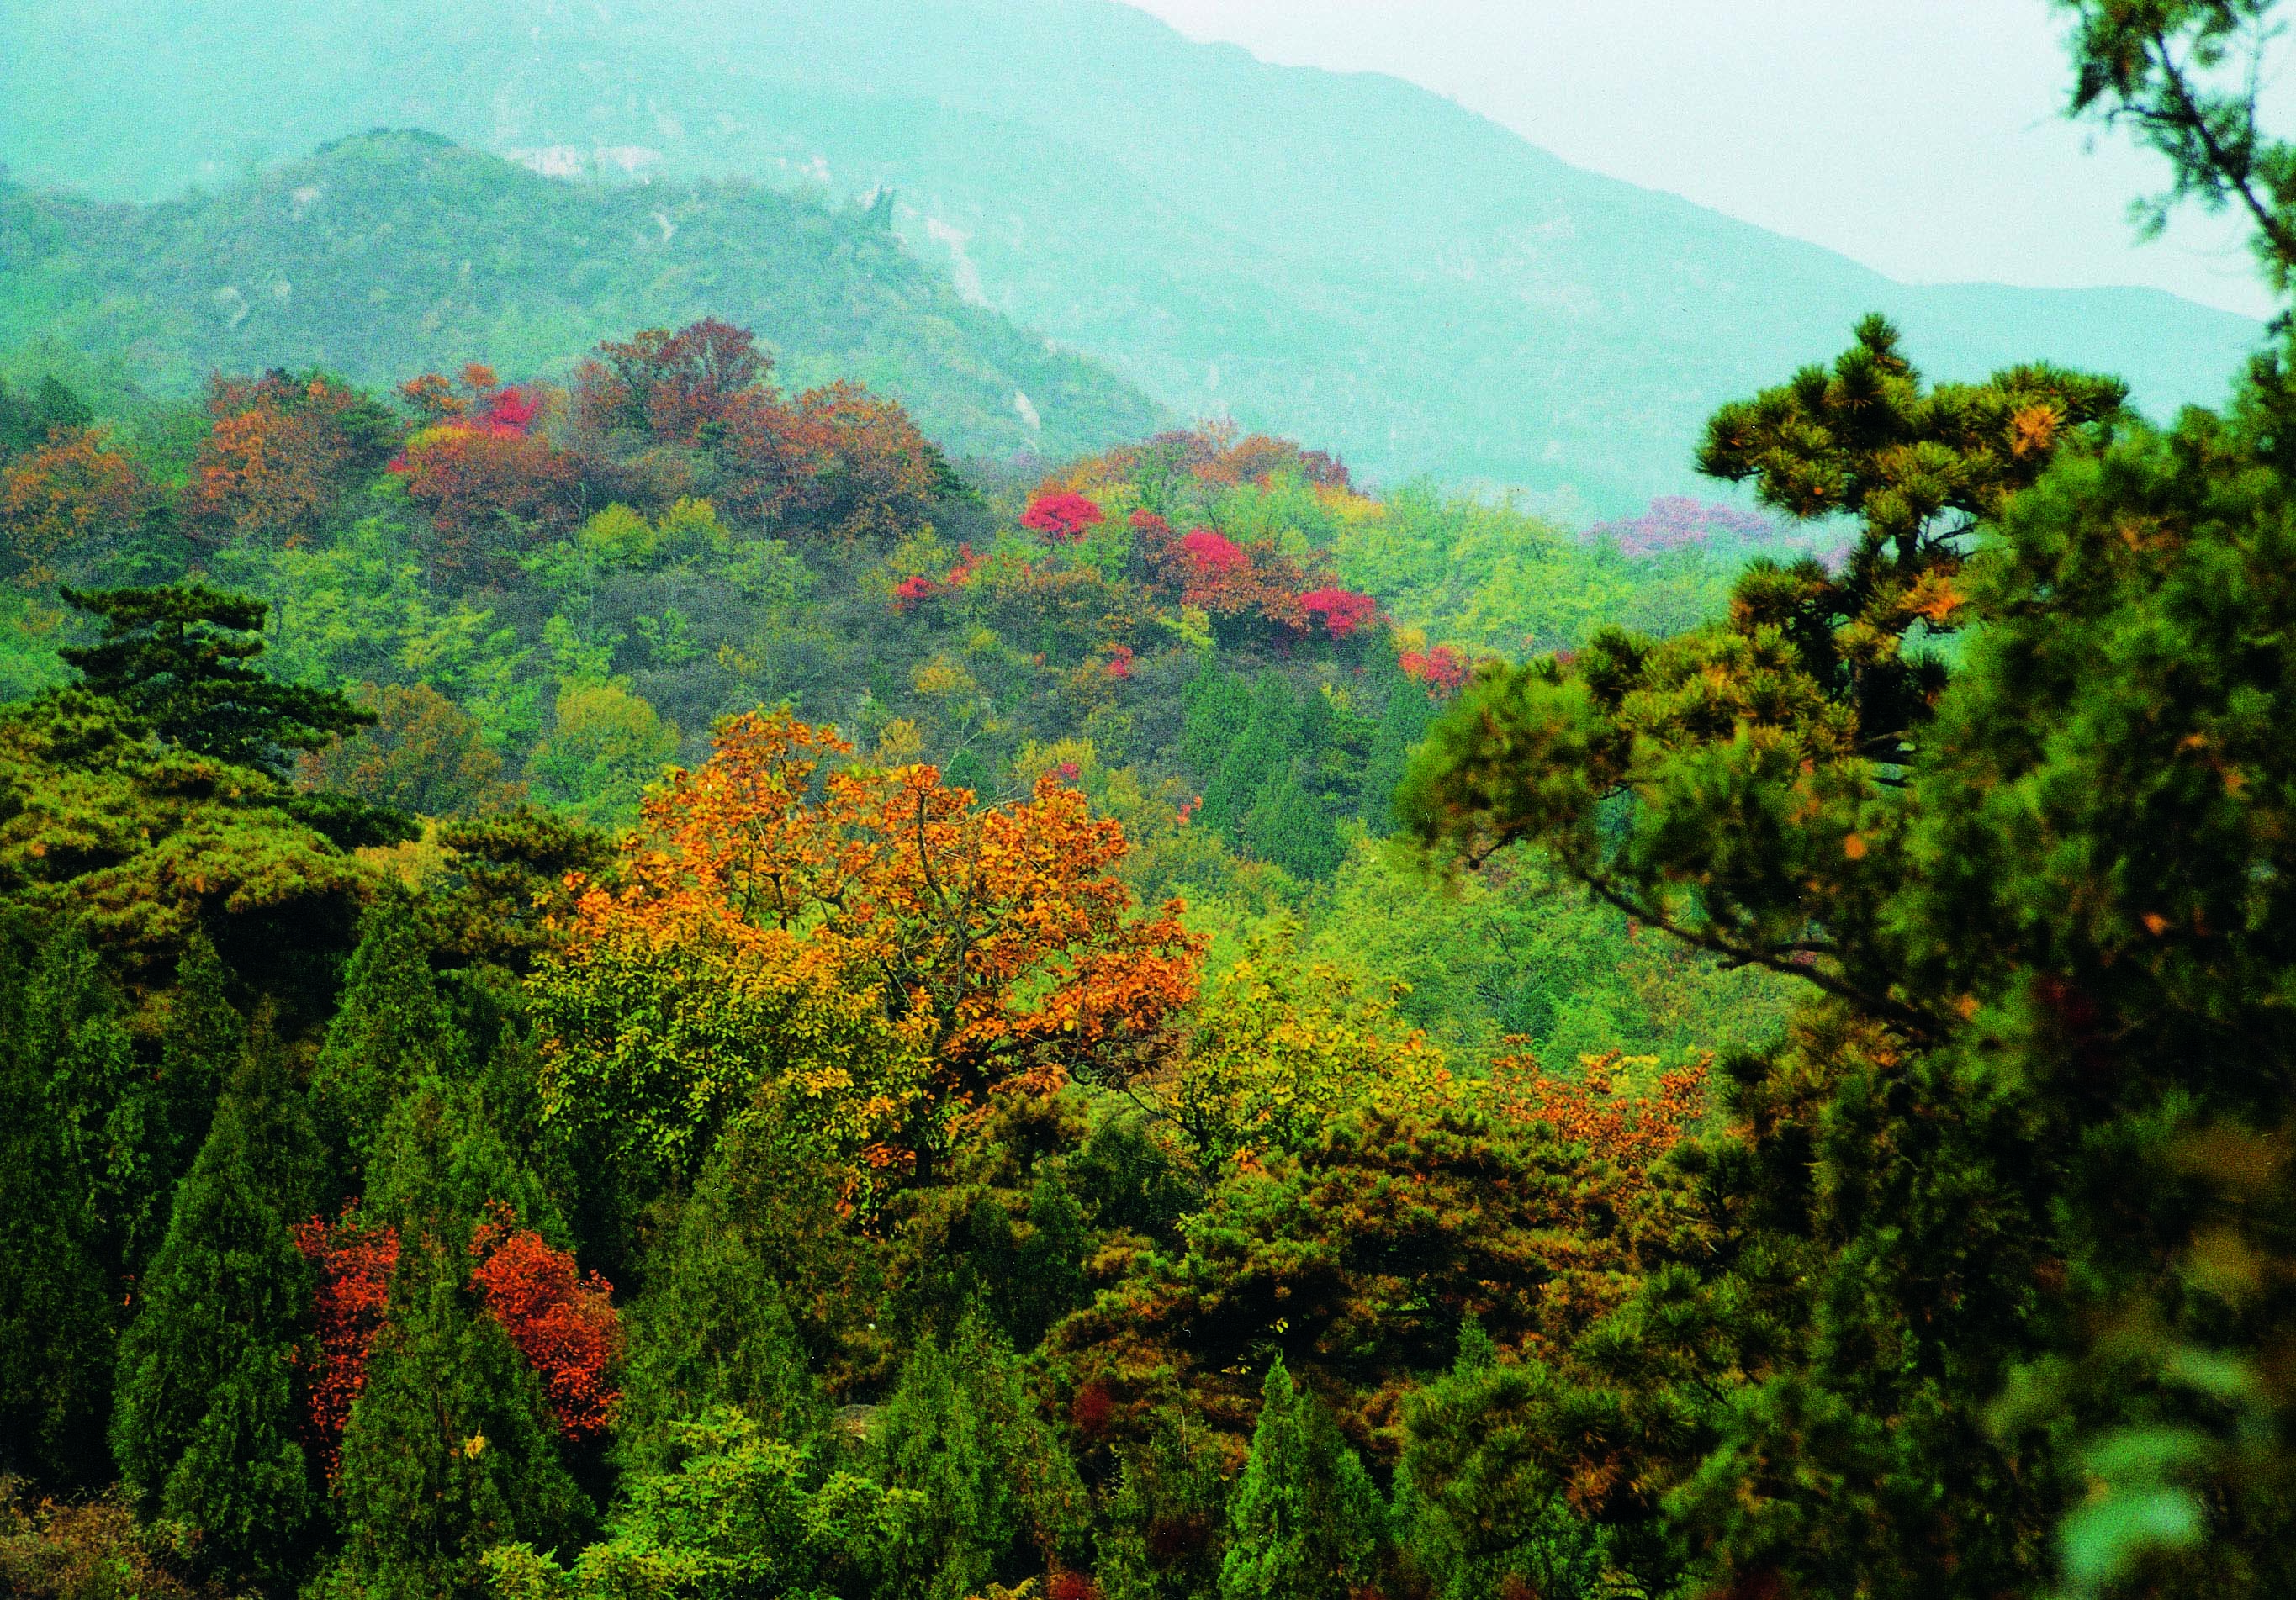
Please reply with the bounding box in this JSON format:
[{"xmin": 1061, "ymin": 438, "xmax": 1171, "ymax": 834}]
[
  {"xmin": 0, "ymin": 130, "xmax": 1164, "ymax": 460},
  {"xmin": 0, "ymin": 0, "xmax": 2262, "ymax": 507}
]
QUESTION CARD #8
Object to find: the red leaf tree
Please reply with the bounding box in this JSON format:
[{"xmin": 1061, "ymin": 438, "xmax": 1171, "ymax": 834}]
[
  {"xmin": 292, "ymin": 1203, "xmax": 400, "ymax": 1481},
  {"xmin": 1022, "ymin": 491, "xmax": 1106, "ymax": 544},
  {"xmin": 467, "ymin": 1205, "xmax": 622, "ymax": 1440},
  {"xmin": 1298, "ymin": 586, "xmax": 1379, "ymax": 640}
]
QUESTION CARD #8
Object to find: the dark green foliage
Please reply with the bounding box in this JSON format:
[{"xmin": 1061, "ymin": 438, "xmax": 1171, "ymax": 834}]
[
  {"xmin": 58, "ymin": 583, "xmax": 375, "ymax": 777},
  {"xmin": 0, "ymin": 374, "xmax": 93, "ymax": 457},
  {"xmin": 869, "ymin": 1308, "xmax": 1089, "ymax": 1600},
  {"xmin": 1179, "ymin": 664, "xmax": 1354, "ymax": 878},
  {"xmin": 616, "ymin": 1167, "xmax": 825, "ymax": 1476},
  {"xmin": 111, "ymin": 1022, "xmax": 321, "ymax": 1590},
  {"xmin": 1218, "ymin": 1359, "xmax": 1385, "ymax": 1600},
  {"xmin": 155, "ymin": 932, "xmax": 243, "ymax": 1206},
  {"xmin": 1357, "ymin": 657, "xmax": 1435, "ymax": 836},
  {"xmin": 1068, "ymin": 1112, "xmax": 1193, "ymax": 1248},
  {"xmin": 362, "ymin": 1074, "xmax": 558, "ymax": 1247},
  {"xmin": 1098, "ymin": 1407, "xmax": 1233, "ymax": 1600},
  {"xmin": 1393, "ymin": 1329, "xmax": 1608, "ymax": 1600},
  {"xmin": 325, "ymin": 1238, "xmax": 588, "ymax": 1600},
  {"xmin": 0, "ymin": 921, "xmax": 113, "ymax": 1485},
  {"xmin": 28, "ymin": 921, "xmax": 163, "ymax": 1283},
  {"xmin": 312, "ymin": 898, "xmax": 460, "ymax": 1196}
]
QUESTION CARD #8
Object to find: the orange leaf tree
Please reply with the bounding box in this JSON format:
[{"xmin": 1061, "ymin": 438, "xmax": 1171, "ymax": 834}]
[
  {"xmin": 0, "ymin": 426, "xmax": 154, "ymax": 580},
  {"xmin": 532, "ymin": 711, "xmax": 1204, "ymax": 1201}
]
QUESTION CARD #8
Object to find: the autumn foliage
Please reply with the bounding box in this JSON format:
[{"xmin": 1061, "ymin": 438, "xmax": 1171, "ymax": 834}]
[
  {"xmin": 293, "ymin": 1204, "xmax": 401, "ymax": 1482},
  {"xmin": 467, "ymin": 1205, "xmax": 622, "ymax": 1441},
  {"xmin": 1487, "ymin": 1048, "xmax": 1709, "ymax": 1195},
  {"xmin": 1023, "ymin": 491, "xmax": 1107, "ymax": 543},
  {"xmin": 186, "ymin": 371, "xmax": 394, "ymax": 547},
  {"xmin": 0, "ymin": 428, "xmax": 151, "ymax": 579},
  {"xmin": 539, "ymin": 712, "xmax": 1204, "ymax": 1183}
]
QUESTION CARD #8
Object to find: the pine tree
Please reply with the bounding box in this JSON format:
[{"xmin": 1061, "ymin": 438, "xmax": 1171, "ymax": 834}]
[
  {"xmin": 311, "ymin": 898, "xmax": 460, "ymax": 1194},
  {"xmin": 616, "ymin": 1164, "xmax": 823, "ymax": 1475},
  {"xmin": 0, "ymin": 925, "xmax": 112, "ymax": 1485},
  {"xmin": 1392, "ymin": 1323, "xmax": 1607, "ymax": 1600},
  {"xmin": 325, "ymin": 1237, "xmax": 587, "ymax": 1600},
  {"xmin": 57, "ymin": 583, "xmax": 373, "ymax": 777},
  {"xmin": 1219, "ymin": 1358, "xmax": 1385, "ymax": 1600},
  {"xmin": 870, "ymin": 1308, "xmax": 1088, "ymax": 1600},
  {"xmin": 112, "ymin": 1022, "xmax": 323, "ymax": 1590}
]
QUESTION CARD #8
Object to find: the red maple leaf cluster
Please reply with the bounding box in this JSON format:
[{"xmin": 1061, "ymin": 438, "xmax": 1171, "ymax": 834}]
[
  {"xmin": 1298, "ymin": 585, "xmax": 1379, "ymax": 640},
  {"xmin": 891, "ymin": 542, "xmax": 983, "ymax": 613},
  {"xmin": 1022, "ymin": 491, "xmax": 1107, "ymax": 544},
  {"xmin": 292, "ymin": 1203, "xmax": 400, "ymax": 1481},
  {"xmin": 1400, "ymin": 644, "xmax": 1468, "ymax": 696},
  {"xmin": 468, "ymin": 1205, "xmax": 622, "ymax": 1440}
]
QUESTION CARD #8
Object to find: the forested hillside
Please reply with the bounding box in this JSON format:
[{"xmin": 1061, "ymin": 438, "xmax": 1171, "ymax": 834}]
[
  {"xmin": 0, "ymin": 130, "xmax": 1161, "ymax": 461},
  {"xmin": 0, "ymin": 0, "xmax": 2263, "ymax": 508},
  {"xmin": 10, "ymin": 4, "xmax": 2296, "ymax": 1600}
]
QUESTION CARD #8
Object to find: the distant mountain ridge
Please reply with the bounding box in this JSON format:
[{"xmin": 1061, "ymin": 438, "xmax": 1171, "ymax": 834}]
[
  {"xmin": 0, "ymin": 0, "xmax": 2265, "ymax": 509},
  {"xmin": 0, "ymin": 131, "xmax": 1163, "ymax": 460}
]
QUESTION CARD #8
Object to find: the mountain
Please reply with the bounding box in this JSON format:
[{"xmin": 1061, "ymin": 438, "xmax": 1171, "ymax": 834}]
[
  {"xmin": 0, "ymin": 0, "xmax": 2265, "ymax": 509},
  {"xmin": 0, "ymin": 131, "xmax": 1163, "ymax": 461}
]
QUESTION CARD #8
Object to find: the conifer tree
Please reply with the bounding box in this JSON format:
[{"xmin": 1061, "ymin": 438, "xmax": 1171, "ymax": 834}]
[
  {"xmin": 0, "ymin": 934, "xmax": 112, "ymax": 1484},
  {"xmin": 1219, "ymin": 1358, "xmax": 1385, "ymax": 1600},
  {"xmin": 1099, "ymin": 1405, "xmax": 1233, "ymax": 1600},
  {"xmin": 1392, "ymin": 1323, "xmax": 1607, "ymax": 1600},
  {"xmin": 870, "ymin": 1308, "xmax": 1088, "ymax": 1600},
  {"xmin": 312, "ymin": 897, "xmax": 460, "ymax": 1194},
  {"xmin": 325, "ymin": 1237, "xmax": 586, "ymax": 1600},
  {"xmin": 616, "ymin": 1163, "xmax": 823, "ymax": 1475},
  {"xmin": 362, "ymin": 1072, "xmax": 559, "ymax": 1248},
  {"xmin": 155, "ymin": 930, "xmax": 244, "ymax": 1217},
  {"xmin": 112, "ymin": 1022, "xmax": 323, "ymax": 1590},
  {"xmin": 29, "ymin": 920, "xmax": 165, "ymax": 1284}
]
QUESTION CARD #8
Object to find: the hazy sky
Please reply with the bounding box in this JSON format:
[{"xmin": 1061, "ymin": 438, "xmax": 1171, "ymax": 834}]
[{"xmin": 1123, "ymin": 0, "xmax": 2281, "ymax": 319}]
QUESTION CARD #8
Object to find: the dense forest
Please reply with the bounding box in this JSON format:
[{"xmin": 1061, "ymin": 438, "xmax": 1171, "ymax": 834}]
[{"xmin": 8, "ymin": 4, "xmax": 2296, "ymax": 1600}]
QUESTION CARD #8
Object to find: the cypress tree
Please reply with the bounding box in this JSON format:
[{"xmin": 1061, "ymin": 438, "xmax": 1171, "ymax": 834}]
[
  {"xmin": 870, "ymin": 1307, "xmax": 1088, "ymax": 1600},
  {"xmin": 154, "ymin": 931, "xmax": 245, "ymax": 1222},
  {"xmin": 1100, "ymin": 1405, "xmax": 1233, "ymax": 1600},
  {"xmin": 311, "ymin": 897, "xmax": 458, "ymax": 1195},
  {"xmin": 616, "ymin": 1161, "xmax": 823, "ymax": 1475},
  {"xmin": 29, "ymin": 921, "xmax": 162, "ymax": 1284},
  {"xmin": 1219, "ymin": 1358, "xmax": 1385, "ymax": 1600},
  {"xmin": 362, "ymin": 1072, "xmax": 559, "ymax": 1248},
  {"xmin": 0, "ymin": 936, "xmax": 112, "ymax": 1485},
  {"xmin": 325, "ymin": 1237, "xmax": 586, "ymax": 1600},
  {"xmin": 1242, "ymin": 777, "xmax": 1345, "ymax": 881},
  {"xmin": 112, "ymin": 1021, "xmax": 323, "ymax": 1590}
]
